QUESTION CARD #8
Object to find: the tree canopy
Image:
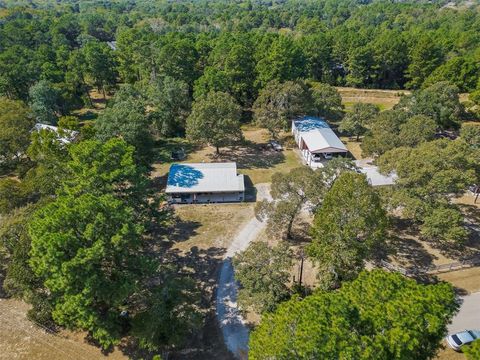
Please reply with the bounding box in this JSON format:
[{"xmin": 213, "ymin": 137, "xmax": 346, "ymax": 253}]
[
  {"xmin": 249, "ymin": 270, "xmax": 458, "ymax": 360},
  {"xmin": 186, "ymin": 91, "xmax": 243, "ymax": 154},
  {"xmin": 308, "ymin": 172, "xmax": 387, "ymax": 289}
]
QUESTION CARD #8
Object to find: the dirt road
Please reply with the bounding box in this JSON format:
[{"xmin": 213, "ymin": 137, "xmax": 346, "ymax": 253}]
[{"xmin": 215, "ymin": 184, "xmax": 271, "ymax": 359}]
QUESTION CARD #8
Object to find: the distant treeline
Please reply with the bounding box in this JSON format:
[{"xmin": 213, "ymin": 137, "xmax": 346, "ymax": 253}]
[{"xmin": 0, "ymin": 0, "xmax": 479, "ymax": 112}]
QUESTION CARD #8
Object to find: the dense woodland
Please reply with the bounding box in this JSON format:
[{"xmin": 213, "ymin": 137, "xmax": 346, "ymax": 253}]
[{"xmin": 1, "ymin": 0, "xmax": 480, "ymax": 359}]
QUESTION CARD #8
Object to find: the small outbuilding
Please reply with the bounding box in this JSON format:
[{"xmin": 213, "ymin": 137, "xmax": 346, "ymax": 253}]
[
  {"xmin": 165, "ymin": 162, "xmax": 245, "ymax": 204},
  {"xmin": 292, "ymin": 116, "xmax": 348, "ymax": 168}
]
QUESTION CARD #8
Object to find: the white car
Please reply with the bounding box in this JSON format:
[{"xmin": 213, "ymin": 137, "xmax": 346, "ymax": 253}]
[
  {"xmin": 446, "ymin": 330, "xmax": 480, "ymax": 351},
  {"xmin": 269, "ymin": 140, "xmax": 283, "ymax": 151},
  {"xmin": 322, "ymin": 152, "xmax": 333, "ymax": 160}
]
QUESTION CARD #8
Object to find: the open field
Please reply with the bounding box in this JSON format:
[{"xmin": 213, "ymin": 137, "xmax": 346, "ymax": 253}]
[
  {"xmin": 337, "ymin": 87, "xmax": 410, "ymax": 111},
  {"xmin": 152, "ymin": 126, "xmax": 303, "ymax": 185}
]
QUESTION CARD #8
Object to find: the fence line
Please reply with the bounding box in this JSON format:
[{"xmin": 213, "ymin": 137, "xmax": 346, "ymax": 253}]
[{"xmin": 379, "ymin": 255, "xmax": 480, "ymax": 276}]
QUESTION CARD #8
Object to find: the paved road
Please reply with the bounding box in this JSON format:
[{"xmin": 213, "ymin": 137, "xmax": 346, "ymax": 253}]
[
  {"xmin": 448, "ymin": 292, "xmax": 480, "ymax": 333},
  {"xmin": 215, "ymin": 184, "xmax": 271, "ymax": 359}
]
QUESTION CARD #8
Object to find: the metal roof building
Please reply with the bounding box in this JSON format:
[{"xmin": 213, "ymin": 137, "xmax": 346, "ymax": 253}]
[
  {"xmin": 165, "ymin": 162, "xmax": 245, "ymax": 204},
  {"xmin": 292, "ymin": 116, "xmax": 348, "ymax": 168}
]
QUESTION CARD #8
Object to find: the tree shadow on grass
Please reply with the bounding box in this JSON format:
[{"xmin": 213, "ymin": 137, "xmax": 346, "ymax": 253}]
[
  {"xmin": 153, "ymin": 138, "xmax": 198, "ymax": 164},
  {"xmin": 386, "ymin": 218, "xmax": 438, "ymax": 270},
  {"xmin": 210, "ymin": 143, "xmax": 286, "ymax": 171},
  {"xmin": 167, "ymin": 218, "xmax": 202, "ymax": 244}
]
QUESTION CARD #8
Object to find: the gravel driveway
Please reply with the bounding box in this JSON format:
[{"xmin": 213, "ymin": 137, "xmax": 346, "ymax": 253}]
[{"xmin": 215, "ymin": 183, "xmax": 271, "ymax": 359}]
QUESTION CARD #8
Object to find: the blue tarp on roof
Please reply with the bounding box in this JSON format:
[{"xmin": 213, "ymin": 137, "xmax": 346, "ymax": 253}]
[{"xmin": 293, "ymin": 116, "xmax": 330, "ymax": 133}]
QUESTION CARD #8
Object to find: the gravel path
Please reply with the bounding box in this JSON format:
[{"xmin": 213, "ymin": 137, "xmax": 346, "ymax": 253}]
[{"xmin": 215, "ymin": 184, "xmax": 271, "ymax": 359}]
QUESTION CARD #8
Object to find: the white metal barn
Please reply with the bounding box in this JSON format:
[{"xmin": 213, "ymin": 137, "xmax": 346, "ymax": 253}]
[
  {"xmin": 165, "ymin": 162, "xmax": 245, "ymax": 204},
  {"xmin": 292, "ymin": 116, "xmax": 348, "ymax": 168}
]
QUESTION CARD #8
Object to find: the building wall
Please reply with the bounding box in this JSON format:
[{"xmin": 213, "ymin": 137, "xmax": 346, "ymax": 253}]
[{"xmin": 168, "ymin": 191, "xmax": 245, "ymax": 204}]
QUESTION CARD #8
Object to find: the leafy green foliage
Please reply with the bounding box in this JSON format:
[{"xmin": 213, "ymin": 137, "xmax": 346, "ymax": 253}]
[
  {"xmin": 81, "ymin": 40, "xmax": 117, "ymax": 97},
  {"xmin": 378, "ymin": 139, "xmax": 478, "ymax": 243},
  {"xmin": 0, "ymin": 204, "xmax": 42, "ymax": 300},
  {"xmin": 194, "ymin": 33, "xmax": 255, "ymax": 106},
  {"xmin": 310, "ymin": 83, "xmax": 344, "ymax": 121},
  {"xmin": 461, "ymin": 122, "xmax": 480, "ymax": 147},
  {"xmin": 308, "ymin": 172, "xmax": 387, "ymax": 289},
  {"xmin": 362, "ymin": 110, "xmax": 408, "ymax": 156},
  {"xmin": 250, "ymin": 270, "xmax": 458, "ymax": 360},
  {"xmin": 0, "ymin": 178, "xmax": 26, "ymax": 215},
  {"xmin": 29, "ymin": 192, "xmax": 150, "ymax": 348},
  {"xmin": 131, "ymin": 274, "xmax": 202, "ymax": 352},
  {"xmin": 0, "ymin": 98, "xmax": 35, "ymax": 172},
  {"xmin": 233, "ymin": 242, "xmax": 293, "ymax": 313},
  {"xmin": 186, "ymin": 91, "xmax": 243, "ymax": 154},
  {"xmin": 146, "ymin": 76, "xmax": 191, "ymax": 137},
  {"xmin": 405, "ymin": 35, "xmax": 443, "ymax": 90},
  {"xmin": 398, "ymin": 115, "xmax": 437, "ymax": 147},
  {"xmin": 464, "ymin": 339, "xmax": 480, "ymax": 360},
  {"xmin": 253, "ymin": 80, "xmax": 312, "ymax": 138},
  {"xmin": 395, "ymin": 82, "xmax": 464, "ymax": 129},
  {"xmin": 255, "ymin": 34, "xmax": 306, "ymax": 88},
  {"xmin": 95, "ymin": 86, "xmax": 154, "ymax": 165},
  {"xmin": 29, "ymin": 80, "xmax": 60, "ymax": 125},
  {"xmin": 339, "ymin": 103, "xmax": 379, "ymax": 140}
]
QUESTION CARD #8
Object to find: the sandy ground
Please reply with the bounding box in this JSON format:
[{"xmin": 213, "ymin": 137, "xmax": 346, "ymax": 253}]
[
  {"xmin": 0, "ymin": 299, "xmax": 126, "ymax": 360},
  {"xmin": 215, "ymin": 184, "xmax": 271, "ymax": 360}
]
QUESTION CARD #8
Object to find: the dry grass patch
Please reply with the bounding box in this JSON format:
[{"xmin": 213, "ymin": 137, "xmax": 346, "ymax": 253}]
[
  {"xmin": 0, "ymin": 299, "xmax": 127, "ymax": 360},
  {"xmin": 340, "ymin": 136, "xmax": 364, "ymax": 160},
  {"xmin": 436, "ymin": 344, "xmax": 466, "ymax": 360},
  {"xmin": 337, "ymin": 87, "xmax": 409, "ymax": 111},
  {"xmin": 438, "ymin": 267, "xmax": 480, "ymax": 294},
  {"xmin": 171, "ymin": 203, "xmax": 254, "ymax": 253}
]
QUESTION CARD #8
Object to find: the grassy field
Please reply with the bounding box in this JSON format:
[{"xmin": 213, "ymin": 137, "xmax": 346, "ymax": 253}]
[{"xmin": 337, "ymin": 87, "xmax": 410, "ymax": 111}]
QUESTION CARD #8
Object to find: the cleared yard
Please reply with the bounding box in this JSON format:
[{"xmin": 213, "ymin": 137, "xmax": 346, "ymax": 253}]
[
  {"xmin": 152, "ymin": 126, "xmax": 303, "ymax": 185},
  {"xmin": 171, "ymin": 203, "xmax": 255, "ymax": 252}
]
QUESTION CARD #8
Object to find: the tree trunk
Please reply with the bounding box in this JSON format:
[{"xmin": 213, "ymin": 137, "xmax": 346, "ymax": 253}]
[
  {"xmin": 356, "ymin": 133, "xmax": 360, "ymax": 141},
  {"xmin": 216, "ymin": 145, "xmax": 220, "ymax": 155}
]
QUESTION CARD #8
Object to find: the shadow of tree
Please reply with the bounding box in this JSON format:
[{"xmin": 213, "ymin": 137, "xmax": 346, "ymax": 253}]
[
  {"xmin": 387, "ymin": 234, "xmax": 437, "ymax": 269},
  {"xmin": 210, "ymin": 143, "xmax": 285, "ymax": 171}
]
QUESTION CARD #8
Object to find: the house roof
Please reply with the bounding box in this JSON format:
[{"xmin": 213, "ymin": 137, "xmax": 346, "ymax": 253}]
[
  {"xmin": 165, "ymin": 162, "xmax": 245, "ymax": 194},
  {"xmin": 293, "ymin": 116, "xmax": 347, "ymax": 153},
  {"xmin": 33, "ymin": 123, "xmax": 78, "ymax": 144}
]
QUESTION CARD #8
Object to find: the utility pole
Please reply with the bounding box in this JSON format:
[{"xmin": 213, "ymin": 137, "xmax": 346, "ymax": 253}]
[{"xmin": 298, "ymin": 248, "xmax": 305, "ymax": 288}]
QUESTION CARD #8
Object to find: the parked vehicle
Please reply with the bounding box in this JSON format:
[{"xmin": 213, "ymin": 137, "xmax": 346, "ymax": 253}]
[
  {"xmin": 322, "ymin": 152, "xmax": 333, "ymax": 160},
  {"xmin": 269, "ymin": 140, "xmax": 283, "ymax": 151},
  {"xmin": 171, "ymin": 148, "xmax": 186, "ymax": 160},
  {"xmin": 311, "ymin": 154, "xmax": 322, "ymax": 162},
  {"xmin": 446, "ymin": 330, "xmax": 480, "ymax": 351}
]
